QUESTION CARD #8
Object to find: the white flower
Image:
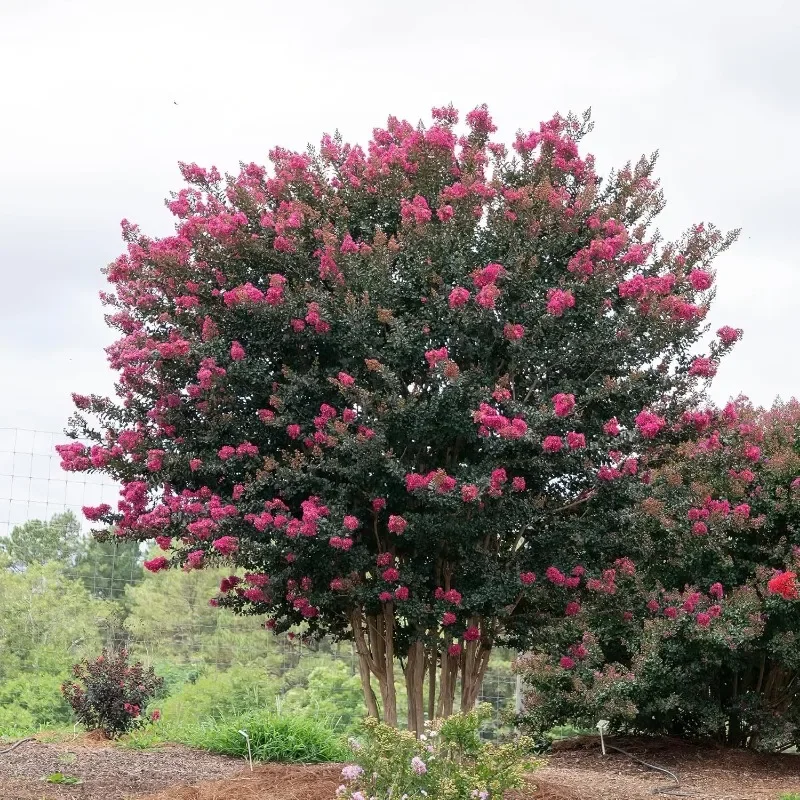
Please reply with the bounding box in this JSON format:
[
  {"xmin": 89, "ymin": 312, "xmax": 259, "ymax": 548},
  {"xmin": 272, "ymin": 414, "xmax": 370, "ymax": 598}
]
[{"xmin": 419, "ymin": 734, "xmax": 427, "ymax": 742}]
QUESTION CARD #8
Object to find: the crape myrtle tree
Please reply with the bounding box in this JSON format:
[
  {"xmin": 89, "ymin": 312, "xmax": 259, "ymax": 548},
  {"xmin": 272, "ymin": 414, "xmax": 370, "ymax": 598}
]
[
  {"xmin": 516, "ymin": 398, "xmax": 800, "ymax": 750},
  {"xmin": 60, "ymin": 104, "xmax": 740, "ymax": 731}
]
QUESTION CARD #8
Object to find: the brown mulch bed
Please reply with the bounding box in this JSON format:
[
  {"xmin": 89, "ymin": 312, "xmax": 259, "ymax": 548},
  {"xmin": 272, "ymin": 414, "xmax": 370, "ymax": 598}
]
[
  {"xmin": 1, "ymin": 734, "xmax": 799, "ymax": 799},
  {"xmin": 534, "ymin": 736, "xmax": 800, "ymax": 799},
  {"xmin": 140, "ymin": 763, "xmax": 342, "ymax": 800},
  {"xmin": 0, "ymin": 735, "xmax": 242, "ymax": 800}
]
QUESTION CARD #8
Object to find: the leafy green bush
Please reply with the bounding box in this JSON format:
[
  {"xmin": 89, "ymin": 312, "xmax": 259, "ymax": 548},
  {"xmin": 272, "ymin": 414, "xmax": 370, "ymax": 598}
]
[
  {"xmin": 175, "ymin": 711, "xmax": 348, "ymax": 762},
  {"xmin": 339, "ymin": 704, "xmax": 534, "ymax": 800},
  {"xmin": 155, "ymin": 663, "xmax": 280, "ymax": 723},
  {"xmin": 281, "ymin": 661, "xmax": 365, "ymax": 730},
  {"xmin": 0, "ymin": 674, "xmax": 73, "ymax": 735}
]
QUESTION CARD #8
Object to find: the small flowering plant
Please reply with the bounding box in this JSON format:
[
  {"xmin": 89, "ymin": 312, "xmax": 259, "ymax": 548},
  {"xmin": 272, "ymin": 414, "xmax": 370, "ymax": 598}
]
[
  {"xmin": 337, "ymin": 705, "xmax": 533, "ymax": 800},
  {"xmin": 61, "ymin": 649, "xmax": 163, "ymax": 739}
]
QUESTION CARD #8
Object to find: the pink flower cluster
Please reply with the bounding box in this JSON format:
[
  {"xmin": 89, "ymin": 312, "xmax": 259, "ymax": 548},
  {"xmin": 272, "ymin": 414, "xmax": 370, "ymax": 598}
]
[
  {"xmin": 635, "ymin": 409, "xmax": 666, "ymax": 439},
  {"xmin": 400, "ymin": 195, "xmax": 432, "ymax": 225},
  {"xmin": 553, "ymin": 393, "xmax": 576, "ymax": 417},
  {"xmin": 405, "ymin": 470, "xmax": 457, "ymax": 493},
  {"xmin": 546, "ymin": 288, "xmax": 575, "ymax": 317},
  {"xmin": 223, "ymin": 275, "xmax": 286, "ymax": 307},
  {"xmin": 425, "ymin": 347, "xmax": 449, "ymax": 368},
  {"xmin": 473, "ymin": 263, "xmax": 506, "ymax": 310},
  {"xmin": 472, "ymin": 403, "xmax": 528, "ymax": 439},
  {"xmin": 448, "ymin": 286, "xmax": 470, "ymax": 308}
]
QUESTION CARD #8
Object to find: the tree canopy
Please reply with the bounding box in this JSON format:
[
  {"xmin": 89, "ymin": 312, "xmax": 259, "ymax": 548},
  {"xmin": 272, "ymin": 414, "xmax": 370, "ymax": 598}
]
[{"xmin": 62, "ymin": 104, "xmax": 744, "ymax": 730}]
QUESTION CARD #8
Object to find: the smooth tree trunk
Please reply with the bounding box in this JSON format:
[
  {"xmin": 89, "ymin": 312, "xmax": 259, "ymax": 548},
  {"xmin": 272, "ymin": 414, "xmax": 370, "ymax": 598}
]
[
  {"xmin": 427, "ymin": 646, "xmax": 437, "ymax": 721},
  {"xmin": 461, "ymin": 618, "xmax": 493, "ymax": 712},
  {"xmin": 356, "ymin": 647, "xmax": 380, "ymax": 719},
  {"xmin": 351, "ymin": 608, "xmax": 496, "ymax": 732},
  {"xmin": 404, "ymin": 640, "xmax": 426, "ymax": 734},
  {"xmin": 350, "ymin": 606, "xmax": 398, "ymax": 726},
  {"xmin": 437, "ymin": 643, "xmax": 459, "ymax": 719}
]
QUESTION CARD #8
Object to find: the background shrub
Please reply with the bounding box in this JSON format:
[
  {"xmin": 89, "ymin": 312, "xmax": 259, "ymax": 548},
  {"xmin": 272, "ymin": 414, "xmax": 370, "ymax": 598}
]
[{"xmin": 61, "ymin": 649, "xmax": 163, "ymax": 738}]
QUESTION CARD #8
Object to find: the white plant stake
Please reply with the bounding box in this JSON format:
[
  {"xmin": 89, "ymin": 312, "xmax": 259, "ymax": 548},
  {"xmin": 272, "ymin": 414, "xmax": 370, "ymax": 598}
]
[
  {"xmin": 596, "ymin": 719, "xmax": 609, "ymax": 756},
  {"xmin": 238, "ymin": 729, "xmax": 253, "ymax": 771}
]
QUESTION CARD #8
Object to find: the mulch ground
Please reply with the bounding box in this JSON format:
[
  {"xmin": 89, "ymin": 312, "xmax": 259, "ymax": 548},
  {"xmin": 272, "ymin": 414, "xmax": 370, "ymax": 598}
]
[
  {"xmin": 1, "ymin": 733, "xmax": 798, "ymax": 800},
  {"xmin": 0, "ymin": 734, "xmax": 242, "ymax": 800}
]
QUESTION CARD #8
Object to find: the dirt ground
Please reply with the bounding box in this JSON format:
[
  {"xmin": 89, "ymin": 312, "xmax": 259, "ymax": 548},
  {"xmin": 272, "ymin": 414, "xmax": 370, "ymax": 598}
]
[
  {"xmin": 0, "ymin": 734, "xmax": 242, "ymax": 800},
  {"xmin": 0, "ymin": 734, "xmax": 798, "ymax": 800}
]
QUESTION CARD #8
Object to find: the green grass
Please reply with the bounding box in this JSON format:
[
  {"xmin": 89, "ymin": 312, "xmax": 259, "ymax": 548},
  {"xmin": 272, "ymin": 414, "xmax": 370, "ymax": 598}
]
[
  {"xmin": 123, "ymin": 711, "xmax": 349, "ymax": 763},
  {"xmin": 778, "ymin": 794, "xmax": 800, "ymax": 800}
]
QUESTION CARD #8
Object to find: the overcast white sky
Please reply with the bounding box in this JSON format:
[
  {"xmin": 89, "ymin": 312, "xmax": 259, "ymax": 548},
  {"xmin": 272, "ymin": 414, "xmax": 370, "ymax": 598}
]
[{"xmin": 1, "ymin": 0, "xmax": 798, "ymax": 439}]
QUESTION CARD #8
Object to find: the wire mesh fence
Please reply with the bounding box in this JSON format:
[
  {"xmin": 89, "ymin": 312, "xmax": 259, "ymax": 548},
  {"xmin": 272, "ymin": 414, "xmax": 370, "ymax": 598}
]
[{"xmin": 0, "ymin": 428, "xmax": 521, "ymax": 733}]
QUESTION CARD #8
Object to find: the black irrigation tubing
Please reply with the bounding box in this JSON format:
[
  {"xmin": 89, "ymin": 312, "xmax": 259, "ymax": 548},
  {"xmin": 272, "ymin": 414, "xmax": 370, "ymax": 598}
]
[
  {"xmin": 606, "ymin": 744, "xmax": 699, "ymax": 797},
  {"xmin": 0, "ymin": 737, "xmax": 34, "ymax": 756}
]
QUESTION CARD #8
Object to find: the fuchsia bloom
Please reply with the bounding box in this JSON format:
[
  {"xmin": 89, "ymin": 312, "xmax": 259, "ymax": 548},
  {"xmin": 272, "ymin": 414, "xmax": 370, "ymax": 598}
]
[
  {"xmin": 635, "ymin": 409, "xmax": 666, "ymax": 439},
  {"xmin": 444, "ymin": 588, "xmax": 462, "ymax": 604},
  {"xmin": 689, "ymin": 357, "xmax": 716, "ymax": 378},
  {"xmin": 503, "ymin": 323, "xmax": 525, "ymax": 341},
  {"xmin": 144, "ymin": 556, "xmax": 169, "ymax": 573},
  {"xmin": 212, "ymin": 536, "xmax": 239, "ymax": 556},
  {"xmin": 566, "ymin": 431, "xmax": 586, "ymax": 450},
  {"xmin": 463, "ymin": 626, "xmax": 480, "ymax": 641},
  {"xmin": 717, "ymin": 326, "xmax": 741, "ymax": 345},
  {"xmin": 388, "ymin": 515, "xmax": 407, "ymax": 534},
  {"xmin": 520, "ymin": 572, "xmax": 536, "ymax": 585},
  {"xmin": 448, "ymin": 287, "xmax": 470, "ymax": 308},
  {"xmin": 400, "ymin": 195, "xmax": 432, "ymax": 225},
  {"xmin": 546, "ymin": 566, "xmax": 566, "ymax": 585},
  {"xmin": 546, "ymin": 288, "xmax": 575, "ymax": 317},
  {"xmin": 475, "ymin": 283, "xmax": 500, "ymax": 309},
  {"xmin": 688, "ymin": 269, "xmax": 713, "ymax": 290},
  {"xmin": 461, "ymin": 484, "xmax": 479, "ymax": 502},
  {"xmin": 543, "ymin": 436, "xmax": 563, "ymax": 453},
  {"xmin": 553, "ymin": 393, "xmax": 576, "ymax": 417},
  {"xmin": 83, "ymin": 503, "xmax": 110, "ymax": 521},
  {"xmin": 425, "ymin": 347, "xmax": 449, "ymax": 368},
  {"xmin": 437, "ymin": 204, "xmax": 454, "ymax": 222},
  {"xmin": 230, "ymin": 341, "xmax": 245, "ymax": 361}
]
